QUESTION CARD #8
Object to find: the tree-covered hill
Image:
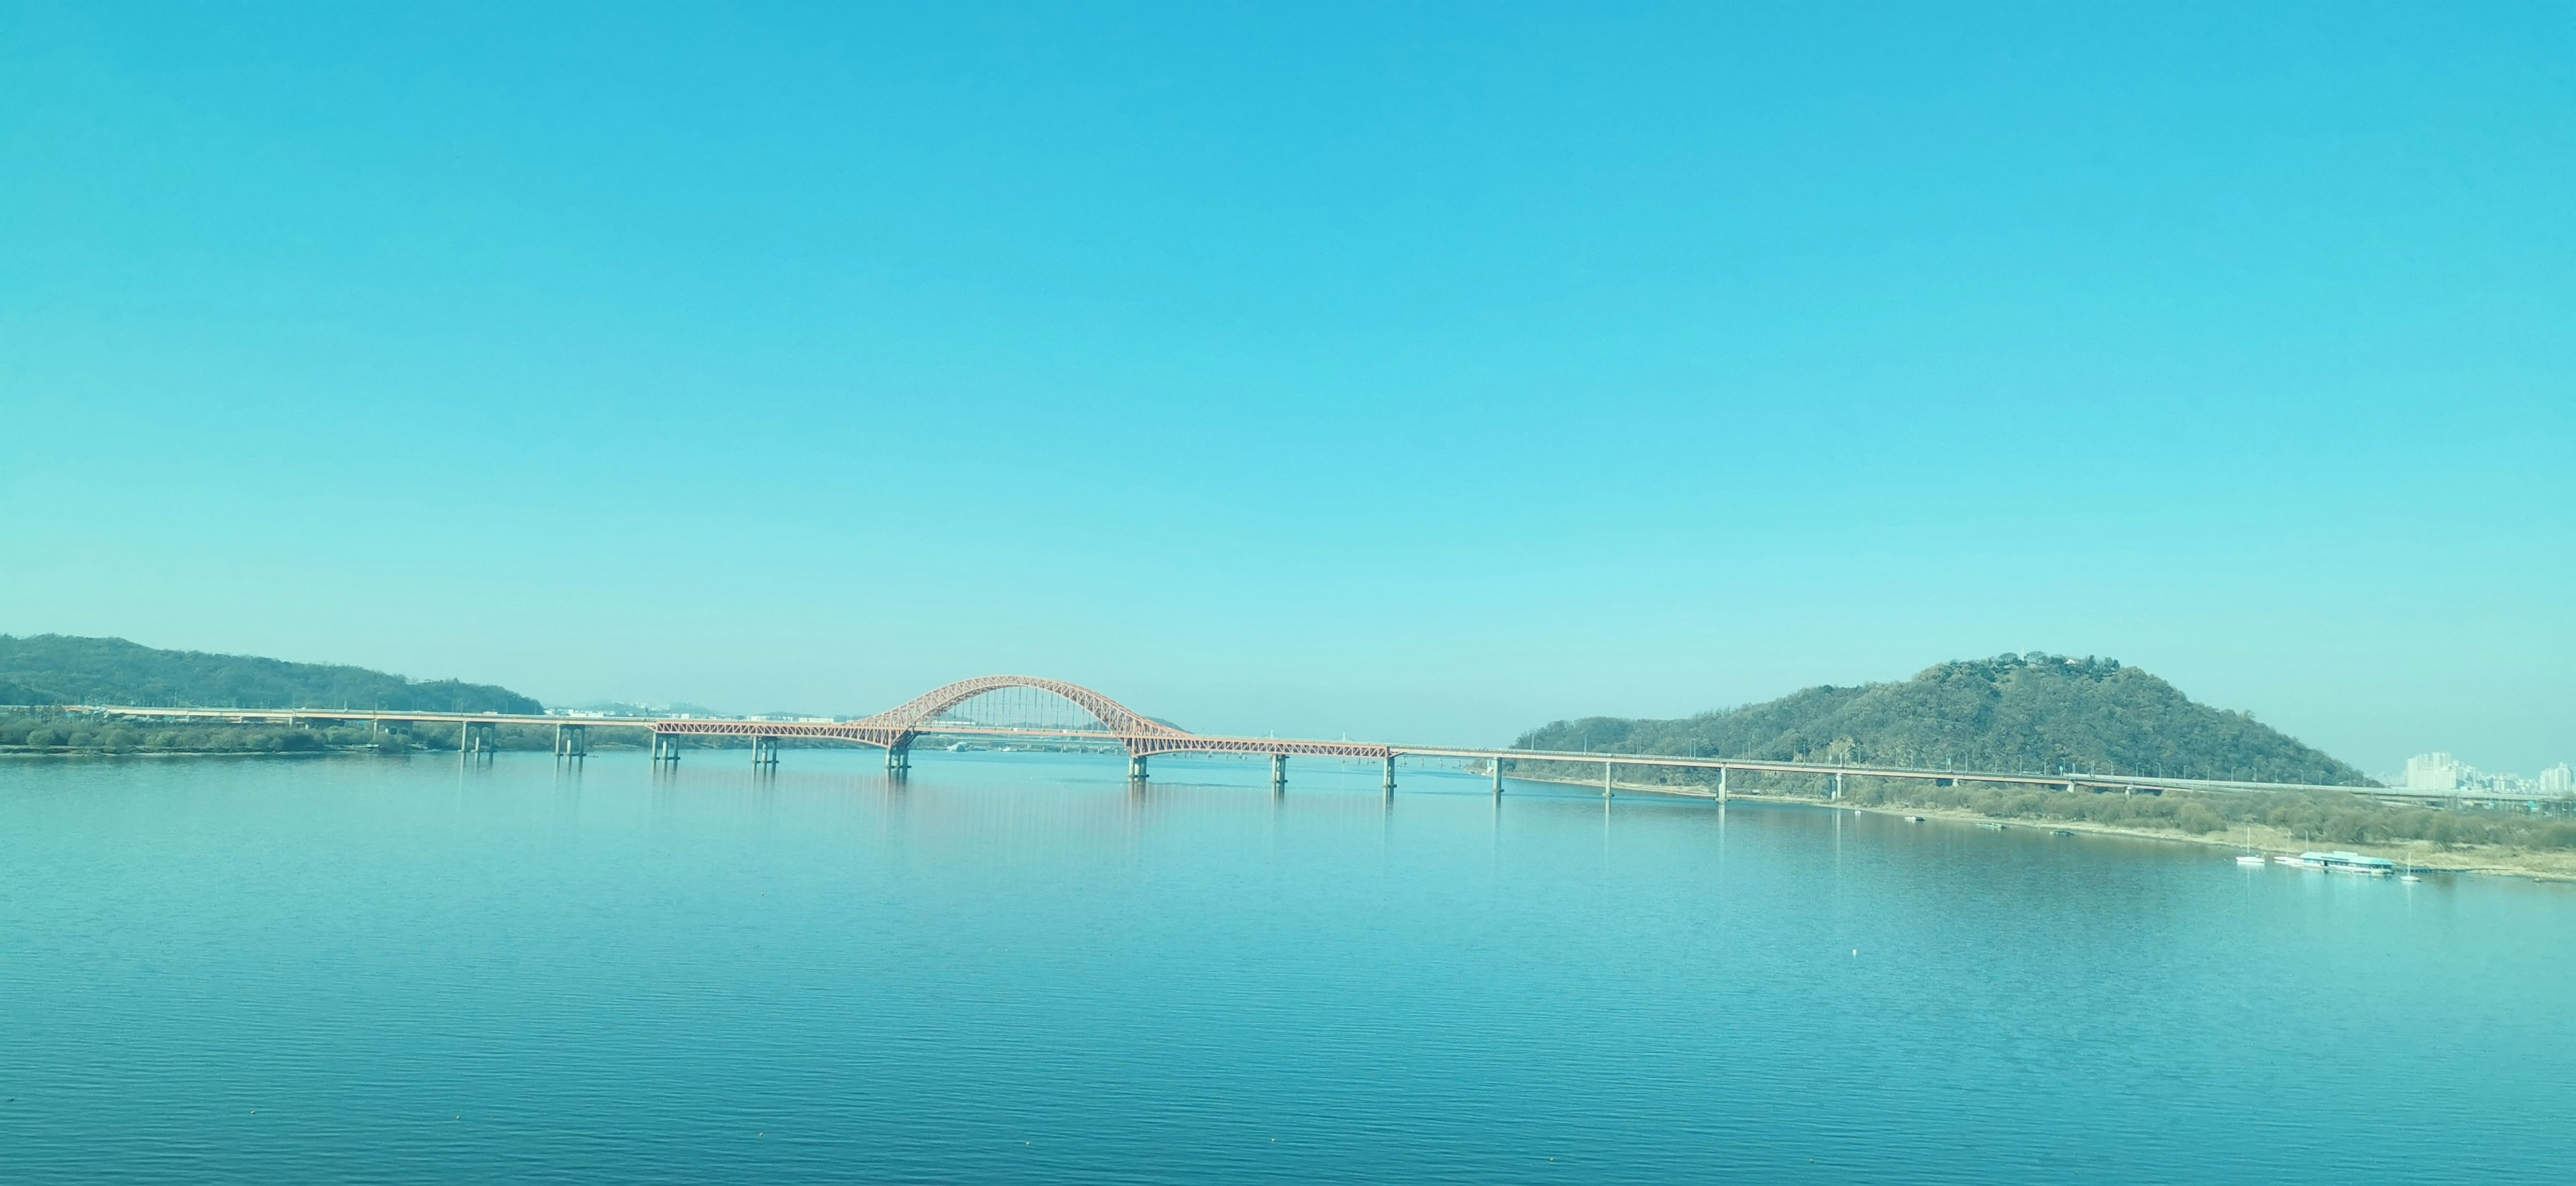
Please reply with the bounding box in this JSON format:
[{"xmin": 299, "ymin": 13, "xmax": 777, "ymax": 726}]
[
  {"xmin": 1516, "ymin": 653, "xmax": 2373, "ymax": 787},
  {"xmin": 0, "ymin": 634, "xmax": 542, "ymax": 714}
]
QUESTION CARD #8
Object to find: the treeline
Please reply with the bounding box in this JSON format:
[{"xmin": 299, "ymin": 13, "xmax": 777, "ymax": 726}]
[
  {"xmin": 1502, "ymin": 759, "xmax": 2575, "ymax": 852},
  {"xmin": 0, "ymin": 634, "xmax": 541, "ymax": 714},
  {"xmin": 0, "ymin": 711, "xmax": 602, "ymax": 754},
  {"xmin": 0, "ymin": 710, "xmax": 895, "ymax": 755},
  {"xmin": 1847, "ymin": 776, "xmax": 2576, "ymax": 851},
  {"xmin": 1516, "ymin": 653, "xmax": 2374, "ymax": 786}
]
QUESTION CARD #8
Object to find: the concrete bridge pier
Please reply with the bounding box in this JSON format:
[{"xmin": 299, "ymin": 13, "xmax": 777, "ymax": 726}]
[
  {"xmin": 1491, "ymin": 758, "xmax": 1504, "ymax": 795},
  {"xmin": 751, "ymin": 735, "xmax": 780, "ymax": 769},
  {"xmin": 1382, "ymin": 755, "xmax": 1396, "ymax": 796},
  {"xmin": 1832, "ymin": 771, "xmax": 1843, "ymax": 801},
  {"xmin": 1603, "ymin": 760, "xmax": 1614, "ymax": 799},
  {"xmin": 1129, "ymin": 753, "xmax": 1149, "ymax": 779},
  {"xmin": 460, "ymin": 721, "xmax": 498, "ymax": 763},
  {"xmin": 1271, "ymin": 754, "xmax": 1287, "ymax": 790},
  {"xmin": 885, "ymin": 743, "xmax": 910, "ymax": 774},
  {"xmin": 1717, "ymin": 767, "xmax": 1728, "ymax": 802},
  {"xmin": 554, "ymin": 724, "xmax": 588, "ymax": 763}
]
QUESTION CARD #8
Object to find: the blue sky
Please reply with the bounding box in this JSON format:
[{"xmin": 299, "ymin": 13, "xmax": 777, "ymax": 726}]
[{"xmin": 3, "ymin": 3, "xmax": 2569, "ymax": 773}]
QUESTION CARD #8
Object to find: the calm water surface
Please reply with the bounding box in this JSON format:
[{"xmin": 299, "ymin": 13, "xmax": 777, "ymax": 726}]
[{"xmin": 3, "ymin": 751, "xmax": 2569, "ymax": 1183}]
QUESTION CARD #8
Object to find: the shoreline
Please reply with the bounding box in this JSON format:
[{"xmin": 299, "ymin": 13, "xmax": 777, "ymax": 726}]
[
  {"xmin": 9, "ymin": 749, "xmax": 2569, "ymax": 885},
  {"xmin": 1507, "ymin": 773, "xmax": 2576, "ymax": 885},
  {"xmin": 0, "ymin": 747, "xmax": 636, "ymax": 760}
]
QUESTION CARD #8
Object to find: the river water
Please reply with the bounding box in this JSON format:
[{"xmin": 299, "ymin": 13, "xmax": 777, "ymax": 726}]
[{"xmin": 3, "ymin": 750, "xmax": 2569, "ymax": 1183}]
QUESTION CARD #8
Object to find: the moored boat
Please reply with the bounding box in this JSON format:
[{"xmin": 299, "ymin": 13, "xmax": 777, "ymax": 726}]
[{"xmin": 2298, "ymin": 851, "xmax": 2397, "ymax": 876}]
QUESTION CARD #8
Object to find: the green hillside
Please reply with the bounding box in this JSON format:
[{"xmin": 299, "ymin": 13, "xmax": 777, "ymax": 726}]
[
  {"xmin": 1516, "ymin": 653, "xmax": 2373, "ymax": 787},
  {"xmin": 0, "ymin": 634, "xmax": 542, "ymax": 714}
]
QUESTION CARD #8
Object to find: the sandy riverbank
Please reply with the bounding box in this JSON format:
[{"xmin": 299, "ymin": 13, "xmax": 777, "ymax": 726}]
[{"xmin": 1509, "ymin": 773, "xmax": 2576, "ymax": 884}]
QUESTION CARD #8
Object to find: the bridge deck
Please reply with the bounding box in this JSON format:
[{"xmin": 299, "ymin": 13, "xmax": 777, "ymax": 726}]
[{"xmin": 50, "ymin": 704, "xmax": 2418, "ymax": 798}]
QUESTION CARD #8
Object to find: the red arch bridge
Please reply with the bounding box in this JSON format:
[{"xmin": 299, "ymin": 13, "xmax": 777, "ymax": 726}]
[
  {"xmin": 64, "ymin": 673, "xmax": 2400, "ymax": 800},
  {"xmin": 644, "ymin": 675, "xmax": 1392, "ymax": 783}
]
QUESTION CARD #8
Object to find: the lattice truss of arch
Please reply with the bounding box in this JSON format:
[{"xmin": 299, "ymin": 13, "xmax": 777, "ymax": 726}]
[{"xmin": 858, "ymin": 676, "xmax": 1182, "ymax": 739}]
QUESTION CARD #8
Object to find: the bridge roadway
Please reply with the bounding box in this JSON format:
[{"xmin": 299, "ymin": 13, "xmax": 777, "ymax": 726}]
[{"xmin": 62, "ymin": 669, "xmax": 2414, "ymax": 802}]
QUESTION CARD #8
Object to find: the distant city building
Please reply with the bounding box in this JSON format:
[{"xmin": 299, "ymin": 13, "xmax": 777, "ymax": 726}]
[
  {"xmin": 2404, "ymin": 753, "xmax": 2461, "ymax": 792},
  {"xmin": 2398, "ymin": 753, "xmax": 2570, "ymax": 800}
]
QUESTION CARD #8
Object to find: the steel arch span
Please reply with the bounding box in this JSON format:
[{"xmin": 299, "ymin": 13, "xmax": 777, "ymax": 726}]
[
  {"xmin": 649, "ymin": 674, "xmax": 1393, "ymax": 762},
  {"xmin": 862, "ymin": 675, "xmax": 1183, "ymax": 740}
]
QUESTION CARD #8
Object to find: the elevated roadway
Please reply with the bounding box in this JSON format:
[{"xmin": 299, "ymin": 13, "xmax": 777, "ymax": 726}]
[{"xmin": 54, "ymin": 673, "xmax": 2420, "ymax": 802}]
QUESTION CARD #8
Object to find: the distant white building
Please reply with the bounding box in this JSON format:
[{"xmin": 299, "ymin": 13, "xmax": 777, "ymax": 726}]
[
  {"xmin": 2396, "ymin": 753, "xmax": 2569, "ymax": 800},
  {"xmin": 2404, "ymin": 753, "xmax": 2462, "ymax": 792}
]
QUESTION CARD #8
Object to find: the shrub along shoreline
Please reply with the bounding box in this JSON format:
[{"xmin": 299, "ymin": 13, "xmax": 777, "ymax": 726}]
[
  {"xmin": 1509, "ymin": 767, "xmax": 2576, "ymax": 881},
  {"xmin": 0, "ymin": 711, "xmax": 627, "ymax": 755},
  {"xmin": 0, "ymin": 710, "xmax": 853, "ymax": 755}
]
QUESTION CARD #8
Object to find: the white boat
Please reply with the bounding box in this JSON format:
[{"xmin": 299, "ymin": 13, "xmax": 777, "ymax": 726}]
[
  {"xmin": 2300, "ymin": 851, "xmax": 2396, "ymax": 876},
  {"xmin": 2235, "ymin": 827, "xmax": 2264, "ymax": 866}
]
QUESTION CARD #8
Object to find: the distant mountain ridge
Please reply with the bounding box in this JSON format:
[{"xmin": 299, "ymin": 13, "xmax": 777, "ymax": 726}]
[
  {"xmin": 1516, "ymin": 653, "xmax": 2374, "ymax": 786},
  {"xmin": 0, "ymin": 634, "xmax": 541, "ymax": 715}
]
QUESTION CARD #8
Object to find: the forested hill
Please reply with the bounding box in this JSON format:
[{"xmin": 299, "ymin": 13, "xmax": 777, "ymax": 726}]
[
  {"xmin": 1516, "ymin": 653, "xmax": 2373, "ymax": 786},
  {"xmin": 0, "ymin": 634, "xmax": 542, "ymax": 714}
]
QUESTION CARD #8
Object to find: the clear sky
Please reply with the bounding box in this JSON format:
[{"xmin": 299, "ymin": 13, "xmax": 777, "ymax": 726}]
[{"xmin": 3, "ymin": 3, "xmax": 2569, "ymax": 773}]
